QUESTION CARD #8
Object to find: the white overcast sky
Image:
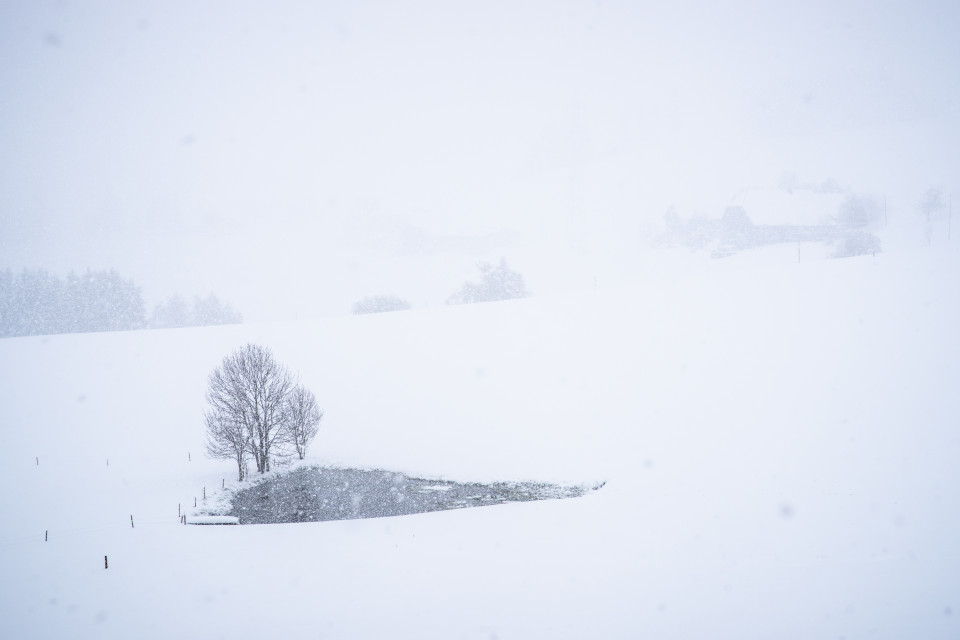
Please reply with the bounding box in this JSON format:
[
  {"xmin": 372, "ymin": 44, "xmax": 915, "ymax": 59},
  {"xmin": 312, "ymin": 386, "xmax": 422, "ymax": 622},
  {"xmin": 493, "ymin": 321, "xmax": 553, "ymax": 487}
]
[{"xmin": 1, "ymin": 0, "xmax": 958, "ymax": 304}]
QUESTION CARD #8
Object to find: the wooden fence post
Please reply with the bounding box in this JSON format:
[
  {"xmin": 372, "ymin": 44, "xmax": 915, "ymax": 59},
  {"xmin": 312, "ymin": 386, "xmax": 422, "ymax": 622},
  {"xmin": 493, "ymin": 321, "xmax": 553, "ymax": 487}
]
[{"xmin": 105, "ymin": 555, "xmax": 108, "ymax": 569}]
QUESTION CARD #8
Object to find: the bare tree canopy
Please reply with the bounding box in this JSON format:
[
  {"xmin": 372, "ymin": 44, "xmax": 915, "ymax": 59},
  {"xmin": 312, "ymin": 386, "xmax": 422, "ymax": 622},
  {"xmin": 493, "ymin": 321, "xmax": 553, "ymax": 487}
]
[
  {"xmin": 285, "ymin": 385, "xmax": 323, "ymax": 460},
  {"xmin": 205, "ymin": 405, "xmax": 248, "ymax": 481},
  {"xmin": 204, "ymin": 344, "xmax": 322, "ymax": 480}
]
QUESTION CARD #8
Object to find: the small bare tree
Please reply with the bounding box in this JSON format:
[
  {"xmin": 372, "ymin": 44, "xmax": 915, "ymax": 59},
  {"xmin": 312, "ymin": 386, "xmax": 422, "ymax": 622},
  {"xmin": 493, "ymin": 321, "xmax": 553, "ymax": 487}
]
[
  {"xmin": 285, "ymin": 385, "xmax": 323, "ymax": 460},
  {"xmin": 205, "ymin": 344, "xmax": 295, "ymax": 476},
  {"xmin": 204, "ymin": 406, "xmax": 248, "ymax": 481}
]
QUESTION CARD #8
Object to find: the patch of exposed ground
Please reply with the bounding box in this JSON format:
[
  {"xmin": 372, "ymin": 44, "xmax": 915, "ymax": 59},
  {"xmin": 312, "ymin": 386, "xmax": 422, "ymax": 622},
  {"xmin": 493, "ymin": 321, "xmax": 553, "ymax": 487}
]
[{"xmin": 228, "ymin": 466, "xmax": 598, "ymax": 524}]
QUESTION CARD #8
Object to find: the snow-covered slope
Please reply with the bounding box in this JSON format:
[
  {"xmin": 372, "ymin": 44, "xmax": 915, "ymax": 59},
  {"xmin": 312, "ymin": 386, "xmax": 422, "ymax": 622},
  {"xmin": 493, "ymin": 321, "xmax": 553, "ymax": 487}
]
[{"xmin": 1, "ymin": 246, "xmax": 958, "ymax": 639}]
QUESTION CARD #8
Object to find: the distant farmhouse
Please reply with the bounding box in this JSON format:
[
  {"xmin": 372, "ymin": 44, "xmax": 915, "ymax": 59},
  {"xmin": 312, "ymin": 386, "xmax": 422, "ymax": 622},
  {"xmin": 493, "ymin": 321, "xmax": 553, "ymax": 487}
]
[{"xmin": 663, "ymin": 185, "xmax": 882, "ymax": 259}]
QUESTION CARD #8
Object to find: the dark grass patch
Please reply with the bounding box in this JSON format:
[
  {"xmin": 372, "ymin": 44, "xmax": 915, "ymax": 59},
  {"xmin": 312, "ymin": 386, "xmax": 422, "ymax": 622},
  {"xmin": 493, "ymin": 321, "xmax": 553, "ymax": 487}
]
[{"xmin": 228, "ymin": 466, "xmax": 599, "ymax": 524}]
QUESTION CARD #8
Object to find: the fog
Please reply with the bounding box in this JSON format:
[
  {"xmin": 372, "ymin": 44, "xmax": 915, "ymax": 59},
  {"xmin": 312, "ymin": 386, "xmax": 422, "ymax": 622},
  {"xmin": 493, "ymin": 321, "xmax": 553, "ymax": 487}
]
[
  {"xmin": 2, "ymin": 5, "xmax": 960, "ymax": 636},
  {"xmin": 2, "ymin": 0, "xmax": 958, "ymax": 320}
]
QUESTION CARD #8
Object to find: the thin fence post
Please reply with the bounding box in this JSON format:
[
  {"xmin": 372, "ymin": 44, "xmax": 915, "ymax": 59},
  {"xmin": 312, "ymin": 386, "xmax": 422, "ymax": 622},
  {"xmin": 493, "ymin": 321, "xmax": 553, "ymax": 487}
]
[
  {"xmin": 203, "ymin": 487, "xmax": 206, "ymax": 500},
  {"xmin": 36, "ymin": 456, "xmax": 38, "ymax": 466},
  {"xmin": 45, "ymin": 530, "xmax": 48, "ymax": 542},
  {"xmin": 194, "ymin": 497, "xmax": 197, "ymax": 507},
  {"xmin": 130, "ymin": 515, "xmax": 134, "ymax": 529},
  {"xmin": 104, "ymin": 555, "xmax": 108, "ymax": 569}
]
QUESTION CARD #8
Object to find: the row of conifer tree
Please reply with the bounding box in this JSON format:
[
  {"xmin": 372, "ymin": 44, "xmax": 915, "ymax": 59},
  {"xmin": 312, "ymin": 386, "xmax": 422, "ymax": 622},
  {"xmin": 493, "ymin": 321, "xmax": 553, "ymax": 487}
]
[{"xmin": 0, "ymin": 268, "xmax": 241, "ymax": 338}]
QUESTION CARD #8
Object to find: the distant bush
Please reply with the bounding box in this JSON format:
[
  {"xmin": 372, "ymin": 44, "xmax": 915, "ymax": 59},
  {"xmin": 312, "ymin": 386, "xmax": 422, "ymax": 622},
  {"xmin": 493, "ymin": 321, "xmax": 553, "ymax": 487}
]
[
  {"xmin": 447, "ymin": 258, "xmax": 529, "ymax": 305},
  {"xmin": 352, "ymin": 295, "xmax": 411, "ymax": 315},
  {"xmin": 830, "ymin": 231, "xmax": 881, "ymax": 258}
]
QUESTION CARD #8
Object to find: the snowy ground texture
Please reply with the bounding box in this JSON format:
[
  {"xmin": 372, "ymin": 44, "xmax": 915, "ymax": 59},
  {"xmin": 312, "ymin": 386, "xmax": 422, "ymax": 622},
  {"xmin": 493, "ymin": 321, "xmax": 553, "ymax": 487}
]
[{"xmin": 1, "ymin": 246, "xmax": 959, "ymax": 639}]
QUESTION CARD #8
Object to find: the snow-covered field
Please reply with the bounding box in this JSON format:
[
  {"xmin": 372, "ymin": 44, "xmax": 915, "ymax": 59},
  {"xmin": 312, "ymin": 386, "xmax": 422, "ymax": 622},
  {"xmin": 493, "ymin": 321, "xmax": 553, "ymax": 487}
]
[{"xmin": 1, "ymin": 246, "xmax": 959, "ymax": 639}]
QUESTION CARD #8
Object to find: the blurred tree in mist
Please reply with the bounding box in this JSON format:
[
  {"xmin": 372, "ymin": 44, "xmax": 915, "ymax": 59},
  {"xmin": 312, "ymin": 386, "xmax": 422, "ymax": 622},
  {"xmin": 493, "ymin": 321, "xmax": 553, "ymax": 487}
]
[
  {"xmin": 719, "ymin": 206, "xmax": 754, "ymax": 249},
  {"xmin": 446, "ymin": 258, "xmax": 529, "ymax": 305},
  {"xmin": 919, "ymin": 187, "xmax": 946, "ymax": 244},
  {"xmin": 150, "ymin": 295, "xmax": 191, "ymax": 328},
  {"xmin": 834, "ymin": 195, "xmax": 882, "ymax": 230},
  {"xmin": 661, "ymin": 208, "xmax": 718, "ymax": 250},
  {"xmin": 150, "ymin": 293, "xmax": 242, "ymax": 329}
]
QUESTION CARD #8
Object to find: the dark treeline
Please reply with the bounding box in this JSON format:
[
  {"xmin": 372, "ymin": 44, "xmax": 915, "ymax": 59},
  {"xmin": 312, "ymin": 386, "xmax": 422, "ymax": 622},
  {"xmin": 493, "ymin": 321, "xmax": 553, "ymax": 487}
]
[
  {"xmin": 0, "ymin": 269, "xmax": 144, "ymax": 337},
  {"xmin": 0, "ymin": 268, "xmax": 241, "ymax": 338}
]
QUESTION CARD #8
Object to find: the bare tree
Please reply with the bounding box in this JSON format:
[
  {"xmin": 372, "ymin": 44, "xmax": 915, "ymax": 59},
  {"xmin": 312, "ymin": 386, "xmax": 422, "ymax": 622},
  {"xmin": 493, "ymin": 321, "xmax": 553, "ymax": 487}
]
[
  {"xmin": 204, "ymin": 344, "xmax": 295, "ymax": 475},
  {"xmin": 285, "ymin": 385, "xmax": 323, "ymax": 460},
  {"xmin": 204, "ymin": 405, "xmax": 248, "ymax": 481}
]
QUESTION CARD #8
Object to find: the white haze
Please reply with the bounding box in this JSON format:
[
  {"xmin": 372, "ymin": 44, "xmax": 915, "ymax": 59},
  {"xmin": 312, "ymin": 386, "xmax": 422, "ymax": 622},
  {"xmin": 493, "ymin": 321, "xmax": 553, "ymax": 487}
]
[
  {"xmin": 2, "ymin": 3, "xmax": 960, "ymax": 637},
  {"xmin": 1, "ymin": 1, "xmax": 958, "ymax": 319}
]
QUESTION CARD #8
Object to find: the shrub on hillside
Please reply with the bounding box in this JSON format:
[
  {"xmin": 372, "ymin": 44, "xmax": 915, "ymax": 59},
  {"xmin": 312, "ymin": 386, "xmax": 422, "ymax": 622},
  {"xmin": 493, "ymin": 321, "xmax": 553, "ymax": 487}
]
[
  {"xmin": 447, "ymin": 258, "xmax": 529, "ymax": 305},
  {"xmin": 352, "ymin": 295, "xmax": 411, "ymax": 315},
  {"xmin": 831, "ymin": 231, "xmax": 881, "ymax": 258}
]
